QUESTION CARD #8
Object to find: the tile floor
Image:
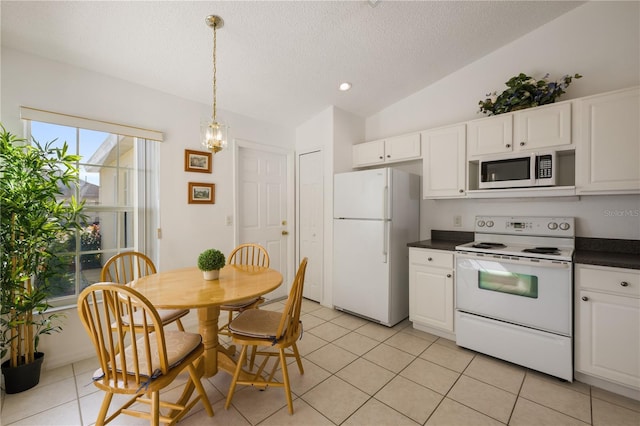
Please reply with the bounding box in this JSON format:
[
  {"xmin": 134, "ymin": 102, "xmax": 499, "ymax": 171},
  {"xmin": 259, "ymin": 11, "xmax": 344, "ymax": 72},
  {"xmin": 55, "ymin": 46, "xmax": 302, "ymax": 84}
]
[{"xmin": 2, "ymin": 299, "xmax": 640, "ymax": 425}]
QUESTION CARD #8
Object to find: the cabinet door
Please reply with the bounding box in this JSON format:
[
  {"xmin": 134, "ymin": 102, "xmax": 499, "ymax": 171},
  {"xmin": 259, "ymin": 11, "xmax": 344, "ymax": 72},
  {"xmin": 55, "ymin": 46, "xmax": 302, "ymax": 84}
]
[
  {"xmin": 410, "ymin": 264, "xmax": 454, "ymax": 332},
  {"xmin": 513, "ymin": 102, "xmax": 572, "ymax": 151},
  {"xmin": 467, "ymin": 114, "xmax": 513, "ymax": 156},
  {"xmin": 422, "ymin": 125, "xmax": 466, "ymax": 198},
  {"xmin": 385, "ymin": 133, "xmax": 421, "ymax": 162},
  {"xmin": 352, "ymin": 139, "xmax": 385, "ymax": 167},
  {"xmin": 576, "ymin": 87, "xmax": 640, "ymax": 194},
  {"xmin": 575, "ymin": 289, "xmax": 640, "ymax": 389}
]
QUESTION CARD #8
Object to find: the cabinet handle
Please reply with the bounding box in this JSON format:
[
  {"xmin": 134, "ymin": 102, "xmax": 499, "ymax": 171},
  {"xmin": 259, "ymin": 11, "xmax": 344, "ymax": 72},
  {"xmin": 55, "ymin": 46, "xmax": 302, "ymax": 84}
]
[
  {"xmin": 520, "ymin": 141, "xmax": 526, "ymax": 146},
  {"xmin": 459, "ymin": 189, "xmax": 464, "ymax": 193},
  {"xmin": 621, "ymin": 281, "xmax": 629, "ymax": 287},
  {"xmin": 505, "ymin": 144, "xmax": 511, "ymax": 148},
  {"xmin": 581, "ymin": 296, "xmax": 589, "ymax": 301},
  {"xmin": 447, "ymin": 274, "xmax": 452, "ymax": 278},
  {"xmin": 427, "ymin": 257, "xmax": 433, "ymax": 261},
  {"xmin": 379, "ymin": 156, "xmax": 384, "ymax": 159},
  {"xmin": 386, "ymin": 155, "xmax": 391, "ymax": 158}
]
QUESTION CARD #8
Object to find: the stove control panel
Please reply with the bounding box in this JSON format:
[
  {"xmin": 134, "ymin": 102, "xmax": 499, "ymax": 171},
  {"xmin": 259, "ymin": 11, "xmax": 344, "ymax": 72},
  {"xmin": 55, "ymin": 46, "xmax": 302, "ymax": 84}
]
[{"xmin": 474, "ymin": 216, "xmax": 574, "ymax": 237}]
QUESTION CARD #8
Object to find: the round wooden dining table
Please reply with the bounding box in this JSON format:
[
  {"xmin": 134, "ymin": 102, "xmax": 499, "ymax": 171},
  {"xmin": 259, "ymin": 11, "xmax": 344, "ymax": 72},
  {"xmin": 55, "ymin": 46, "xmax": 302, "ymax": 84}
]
[{"xmin": 129, "ymin": 264, "xmax": 283, "ymax": 378}]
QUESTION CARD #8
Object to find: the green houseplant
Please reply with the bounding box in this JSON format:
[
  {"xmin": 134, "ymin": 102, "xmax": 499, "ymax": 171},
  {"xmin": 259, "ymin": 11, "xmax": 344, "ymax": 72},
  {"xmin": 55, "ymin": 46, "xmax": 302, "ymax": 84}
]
[
  {"xmin": 0, "ymin": 125, "xmax": 85, "ymax": 393},
  {"xmin": 197, "ymin": 248, "xmax": 226, "ymax": 280}
]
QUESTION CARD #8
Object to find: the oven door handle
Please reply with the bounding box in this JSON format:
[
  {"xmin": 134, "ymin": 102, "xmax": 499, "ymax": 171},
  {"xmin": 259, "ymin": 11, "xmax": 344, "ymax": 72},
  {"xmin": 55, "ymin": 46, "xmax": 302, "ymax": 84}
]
[{"xmin": 456, "ymin": 253, "xmax": 571, "ymax": 269}]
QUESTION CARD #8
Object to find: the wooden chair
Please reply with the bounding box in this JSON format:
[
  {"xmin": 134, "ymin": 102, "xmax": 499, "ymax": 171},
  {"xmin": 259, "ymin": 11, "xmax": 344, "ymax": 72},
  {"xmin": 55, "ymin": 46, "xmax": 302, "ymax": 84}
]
[
  {"xmin": 77, "ymin": 283, "xmax": 214, "ymax": 425},
  {"xmin": 218, "ymin": 243, "xmax": 270, "ymax": 337},
  {"xmin": 101, "ymin": 252, "xmax": 188, "ymax": 333},
  {"xmin": 225, "ymin": 258, "xmax": 308, "ymax": 415}
]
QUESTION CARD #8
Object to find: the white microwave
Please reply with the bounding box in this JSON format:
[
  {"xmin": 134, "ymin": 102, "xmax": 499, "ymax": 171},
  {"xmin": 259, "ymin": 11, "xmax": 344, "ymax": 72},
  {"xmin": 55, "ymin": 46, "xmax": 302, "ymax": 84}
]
[{"xmin": 479, "ymin": 151, "xmax": 556, "ymax": 189}]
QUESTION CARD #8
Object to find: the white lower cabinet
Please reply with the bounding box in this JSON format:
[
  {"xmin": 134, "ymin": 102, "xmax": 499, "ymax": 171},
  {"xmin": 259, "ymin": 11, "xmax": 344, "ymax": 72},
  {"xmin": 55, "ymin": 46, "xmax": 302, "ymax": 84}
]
[
  {"xmin": 575, "ymin": 264, "xmax": 640, "ymax": 392},
  {"xmin": 409, "ymin": 248, "xmax": 455, "ymax": 338}
]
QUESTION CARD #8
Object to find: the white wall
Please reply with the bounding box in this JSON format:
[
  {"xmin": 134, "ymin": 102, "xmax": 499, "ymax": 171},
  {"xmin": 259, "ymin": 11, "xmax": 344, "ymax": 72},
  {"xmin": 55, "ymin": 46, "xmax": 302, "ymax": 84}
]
[
  {"xmin": 365, "ymin": 1, "xmax": 640, "ymax": 240},
  {"xmin": 1, "ymin": 47, "xmax": 295, "ymax": 368}
]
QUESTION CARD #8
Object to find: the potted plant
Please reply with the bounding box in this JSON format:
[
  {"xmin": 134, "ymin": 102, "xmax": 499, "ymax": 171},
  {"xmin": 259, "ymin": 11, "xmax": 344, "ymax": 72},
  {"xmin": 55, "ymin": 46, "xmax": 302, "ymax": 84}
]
[
  {"xmin": 0, "ymin": 125, "xmax": 85, "ymax": 393},
  {"xmin": 197, "ymin": 248, "xmax": 226, "ymax": 280}
]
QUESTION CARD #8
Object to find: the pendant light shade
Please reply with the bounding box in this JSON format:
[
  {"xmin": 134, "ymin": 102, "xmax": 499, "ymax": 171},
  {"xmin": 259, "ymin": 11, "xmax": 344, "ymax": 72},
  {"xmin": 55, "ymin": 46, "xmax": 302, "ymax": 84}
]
[{"xmin": 202, "ymin": 15, "xmax": 228, "ymax": 154}]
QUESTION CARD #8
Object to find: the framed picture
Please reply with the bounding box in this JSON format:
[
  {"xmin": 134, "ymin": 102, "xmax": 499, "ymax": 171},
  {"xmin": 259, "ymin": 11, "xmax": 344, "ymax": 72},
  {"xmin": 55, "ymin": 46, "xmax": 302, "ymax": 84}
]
[
  {"xmin": 184, "ymin": 149, "xmax": 212, "ymax": 173},
  {"xmin": 188, "ymin": 182, "xmax": 215, "ymax": 204}
]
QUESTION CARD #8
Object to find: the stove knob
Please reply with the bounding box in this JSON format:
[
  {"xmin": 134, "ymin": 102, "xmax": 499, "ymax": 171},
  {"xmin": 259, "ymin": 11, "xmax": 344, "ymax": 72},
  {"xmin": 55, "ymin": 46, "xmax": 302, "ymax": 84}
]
[
  {"xmin": 559, "ymin": 222, "xmax": 571, "ymax": 231},
  {"xmin": 548, "ymin": 222, "xmax": 558, "ymax": 230},
  {"xmin": 477, "ymin": 220, "xmax": 486, "ymax": 227}
]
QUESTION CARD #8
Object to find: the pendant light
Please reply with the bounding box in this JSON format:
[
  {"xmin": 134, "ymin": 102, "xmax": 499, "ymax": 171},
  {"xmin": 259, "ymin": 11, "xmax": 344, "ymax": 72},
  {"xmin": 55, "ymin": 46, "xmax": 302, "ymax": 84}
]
[{"xmin": 202, "ymin": 15, "xmax": 228, "ymax": 154}]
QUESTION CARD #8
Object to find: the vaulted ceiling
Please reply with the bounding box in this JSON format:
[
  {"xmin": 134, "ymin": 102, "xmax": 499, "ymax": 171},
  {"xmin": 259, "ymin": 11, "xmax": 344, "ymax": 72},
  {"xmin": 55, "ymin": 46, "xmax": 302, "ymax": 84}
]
[{"xmin": 1, "ymin": 1, "xmax": 584, "ymax": 128}]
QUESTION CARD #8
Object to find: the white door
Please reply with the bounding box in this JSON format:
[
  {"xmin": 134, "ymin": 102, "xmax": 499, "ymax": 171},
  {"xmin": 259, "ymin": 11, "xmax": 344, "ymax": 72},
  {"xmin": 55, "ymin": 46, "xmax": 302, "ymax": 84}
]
[
  {"xmin": 237, "ymin": 143, "xmax": 291, "ymax": 300},
  {"xmin": 298, "ymin": 150, "xmax": 323, "ymax": 302}
]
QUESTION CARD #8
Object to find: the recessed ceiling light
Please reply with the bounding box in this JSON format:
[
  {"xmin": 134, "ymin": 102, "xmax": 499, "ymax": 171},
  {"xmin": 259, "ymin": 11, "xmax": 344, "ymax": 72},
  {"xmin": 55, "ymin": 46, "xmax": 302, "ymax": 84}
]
[{"xmin": 339, "ymin": 82, "xmax": 352, "ymax": 91}]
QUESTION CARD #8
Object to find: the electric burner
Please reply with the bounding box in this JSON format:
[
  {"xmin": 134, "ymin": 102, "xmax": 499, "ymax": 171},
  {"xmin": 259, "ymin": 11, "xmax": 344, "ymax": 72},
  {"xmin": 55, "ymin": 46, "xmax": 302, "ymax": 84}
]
[
  {"xmin": 472, "ymin": 242, "xmax": 507, "ymax": 249},
  {"xmin": 522, "ymin": 247, "xmax": 560, "ymax": 255}
]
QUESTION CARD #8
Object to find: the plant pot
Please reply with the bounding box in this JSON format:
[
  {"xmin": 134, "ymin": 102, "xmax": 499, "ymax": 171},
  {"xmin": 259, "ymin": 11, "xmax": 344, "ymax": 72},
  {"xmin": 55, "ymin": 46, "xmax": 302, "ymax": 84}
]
[
  {"xmin": 1, "ymin": 352, "xmax": 45, "ymax": 394},
  {"xmin": 203, "ymin": 269, "xmax": 220, "ymax": 280}
]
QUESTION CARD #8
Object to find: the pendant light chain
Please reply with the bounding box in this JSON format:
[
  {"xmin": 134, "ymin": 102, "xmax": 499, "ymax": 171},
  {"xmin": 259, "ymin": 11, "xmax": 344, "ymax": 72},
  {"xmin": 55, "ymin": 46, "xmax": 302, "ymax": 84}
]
[{"xmin": 212, "ymin": 21, "xmax": 217, "ymax": 122}]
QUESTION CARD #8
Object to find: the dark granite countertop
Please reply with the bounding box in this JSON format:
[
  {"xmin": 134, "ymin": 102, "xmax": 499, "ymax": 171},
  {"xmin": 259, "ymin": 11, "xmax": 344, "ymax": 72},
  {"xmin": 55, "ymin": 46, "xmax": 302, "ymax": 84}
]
[
  {"xmin": 408, "ymin": 232, "xmax": 640, "ymax": 270},
  {"xmin": 407, "ymin": 230, "xmax": 473, "ymax": 252},
  {"xmin": 574, "ymin": 237, "xmax": 640, "ymax": 270}
]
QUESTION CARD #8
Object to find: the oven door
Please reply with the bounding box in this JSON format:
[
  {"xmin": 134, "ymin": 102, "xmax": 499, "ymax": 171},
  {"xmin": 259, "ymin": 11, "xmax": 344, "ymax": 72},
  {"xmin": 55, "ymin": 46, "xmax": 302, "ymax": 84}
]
[{"xmin": 455, "ymin": 253, "xmax": 572, "ymax": 336}]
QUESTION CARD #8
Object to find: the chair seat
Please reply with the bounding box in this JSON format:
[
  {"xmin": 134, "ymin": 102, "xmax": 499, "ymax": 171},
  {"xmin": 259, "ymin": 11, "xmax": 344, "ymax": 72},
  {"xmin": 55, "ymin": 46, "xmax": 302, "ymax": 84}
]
[
  {"xmin": 220, "ymin": 297, "xmax": 262, "ymax": 311},
  {"xmin": 112, "ymin": 308, "xmax": 188, "ymax": 328},
  {"xmin": 228, "ymin": 309, "xmax": 289, "ymax": 339},
  {"xmin": 93, "ymin": 330, "xmax": 202, "ymax": 381}
]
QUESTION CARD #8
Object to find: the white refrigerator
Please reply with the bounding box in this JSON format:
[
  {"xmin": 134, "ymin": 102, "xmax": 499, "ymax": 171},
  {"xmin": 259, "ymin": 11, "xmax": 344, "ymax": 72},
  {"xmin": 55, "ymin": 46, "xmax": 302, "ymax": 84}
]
[{"xmin": 333, "ymin": 168, "xmax": 420, "ymax": 326}]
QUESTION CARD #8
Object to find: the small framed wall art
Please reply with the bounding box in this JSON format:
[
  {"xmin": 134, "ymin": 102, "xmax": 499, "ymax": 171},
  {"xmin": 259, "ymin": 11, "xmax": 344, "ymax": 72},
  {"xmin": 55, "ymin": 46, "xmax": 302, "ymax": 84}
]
[
  {"xmin": 185, "ymin": 149, "xmax": 212, "ymax": 173},
  {"xmin": 188, "ymin": 182, "xmax": 215, "ymax": 204}
]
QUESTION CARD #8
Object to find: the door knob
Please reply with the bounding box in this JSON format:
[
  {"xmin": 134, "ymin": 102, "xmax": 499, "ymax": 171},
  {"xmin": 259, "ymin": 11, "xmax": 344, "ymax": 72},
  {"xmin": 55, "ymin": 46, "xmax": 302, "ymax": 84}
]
[{"xmin": 282, "ymin": 230, "xmax": 289, "ymax": 235}]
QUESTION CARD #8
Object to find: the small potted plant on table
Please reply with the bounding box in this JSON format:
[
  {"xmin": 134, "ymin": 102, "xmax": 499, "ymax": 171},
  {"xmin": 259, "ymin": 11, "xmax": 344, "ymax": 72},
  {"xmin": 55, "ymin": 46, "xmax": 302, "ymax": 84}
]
[{"xmin": 197, "ymin": 249, "xmax": 226, "ymax": 280}]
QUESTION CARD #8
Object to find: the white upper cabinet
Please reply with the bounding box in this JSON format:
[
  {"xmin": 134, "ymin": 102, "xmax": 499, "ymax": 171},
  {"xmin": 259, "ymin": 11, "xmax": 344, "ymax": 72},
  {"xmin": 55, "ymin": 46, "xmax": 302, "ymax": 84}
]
[
  {"xmin": 467, "ymin": 102, "xmax": 572, "ymax": 157},
  {"xmin": 467, "ymin": 114, "xmax": 513, "ymax": 157},
  {"xmin": 422, "ymin": 124, "xmax": 466, "ymax": 198},
  {"xmin": 575, "ymin": 86, "xmax": 640, "ymax": 194},
  {"xmin": 353, "ymin": 133, "xmax": 421, "ymax": 167}
]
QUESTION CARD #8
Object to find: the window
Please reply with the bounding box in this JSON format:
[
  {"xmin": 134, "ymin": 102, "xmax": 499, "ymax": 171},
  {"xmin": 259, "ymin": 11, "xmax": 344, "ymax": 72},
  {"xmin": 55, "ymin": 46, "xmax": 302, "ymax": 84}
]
[{"xmin": 23, "ymin": 111, "xmax": 161, "ymax": 307}]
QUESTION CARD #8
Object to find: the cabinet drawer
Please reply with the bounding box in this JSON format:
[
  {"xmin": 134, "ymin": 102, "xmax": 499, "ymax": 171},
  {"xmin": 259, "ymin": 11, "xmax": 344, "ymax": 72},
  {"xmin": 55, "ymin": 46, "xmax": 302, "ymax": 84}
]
[
  {"xmin": 409, "ymin": 248, "xmax": 453, "ymax": 269},
  {"xmin": 576, "ymin": 264, "xmax": 640, "ymax": 298}
]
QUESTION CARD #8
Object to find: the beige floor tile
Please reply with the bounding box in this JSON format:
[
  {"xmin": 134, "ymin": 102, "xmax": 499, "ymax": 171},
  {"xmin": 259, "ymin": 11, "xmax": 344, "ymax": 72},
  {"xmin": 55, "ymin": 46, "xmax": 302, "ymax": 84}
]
[
  {"xmin": 180, "ymin": 398, "xmax": 251, "ymax": 425},
  {"xmin": 433, "ymin": 336, "xmax": 460, "ymax": 350},
  {"xmin": 448, "ymin": 375, "xmax": 517, "ymax": 423},
  {"xmin": 79, "ymin": 389, "xmax": 149, "ymax": 425},
  {"xmin": 273, "ymin": 358, "xmax": 331, "ymax": 396},
  {"xmin": 527, "ymin": 370, "xmax": 592, "ymax": 396},
  {"xmin": 519, "ymin": 373, "xmax": 591, "ymax": 423},
  {"xmin": 402, "ymin": 326, "xmax": 440, "ymax": 343},
  {"xmin": 2, "ymin": 376, "xmax": 77, "ymax": 424},
  {"xmin": 38, "ymin": 363, "xmax": 74, "ymax": 387},
  {"xmin": 302, "ymin": 375, "xmax": 369, "ymax": 424},
  {"xmin": 261, "ymin": 398, "xmax": 334, "ymax": 425},
  {"xmin": 336, "ymin": 357, "xmax": 396, "ymax": 395},
  {"xmin": 72, "ymin": 356, "xmax": 100, "ymax": 375},
  {"xmin": 592, "ymin": 396, "xmax": 640, "ymax": 426},
  {"xmin": 301, "ymin": 299, "xmax": 323, "ymax": 314},
  {"xmin": 225, "ymin": 383, "xmax": 290, "ymax": 425},
  {"xmin": 426, "ymin": 397, "xmax": 505, "ymax": 426},
  {"xmin": 330, "ymin": 313, "xmax": 369, "ymax": 330},
  {"xmin": 310, "ymin": 306, "xmax": 343, "ymax": 321},
  {"xmin": 333, "ymin": 331, "xmax": 380, "ymax": 356},
  {"xmin": 300, "ymin": 312, "xmax": 326, "ymax": 330},
  {"xmin": 375, "ymin": 375, "xmax": 443, "ymax": 424},
  {"xmin": 295, "ymin": 332, "xmax": 329, "ymax": 356},
  {"xmin": 420, "ymin": 340, "xmax": 474, "ymax": 373},
  {"xmin": 591, "ymin": 386, "xmax": 640, "ymax": 413},
  {"xmin": 355, "ymin": 322, "xmax": 398, "ymax": 342},
  {"xmin": 384, "ymin": 331, "xmax": 433, "ymax": 356},
  {"xmin": 308, "ymin": 321, "xmax": 351, "ymax": 342},
  {"xmin": 343, "ymin": 397, "xmax": 419, "ymax": 426},
  {"xmin": 392, "ymin": 318, "xmax": 412, "ymax": 331},
  {"xmin": 464, "ymin": 354, "xmax": 525, "ymax": 394},
  {"xmin": 8, "ymin": 400, "xmax": 82, "ymax": 426},
  {"xmin": 510, "ymin": 397, "xmax": 591, "ymax": 426},
  {"xmin": 305, "ymin": 343, "xmax": 358, "ymax": 373},
  {"xmin": 400, "ymin": 358, "xmax": 460, "ymax": 395},
  {"xmin": 363, "ymin": 343, "xmax": 415, "ymax": 374}
]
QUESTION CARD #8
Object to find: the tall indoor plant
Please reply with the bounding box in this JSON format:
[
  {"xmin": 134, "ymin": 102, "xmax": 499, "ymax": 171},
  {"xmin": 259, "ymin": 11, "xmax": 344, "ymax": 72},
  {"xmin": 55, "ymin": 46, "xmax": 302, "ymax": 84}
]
[{"xmin": 0, "ymin": 124, "xmax": 85, "ymax": 393}]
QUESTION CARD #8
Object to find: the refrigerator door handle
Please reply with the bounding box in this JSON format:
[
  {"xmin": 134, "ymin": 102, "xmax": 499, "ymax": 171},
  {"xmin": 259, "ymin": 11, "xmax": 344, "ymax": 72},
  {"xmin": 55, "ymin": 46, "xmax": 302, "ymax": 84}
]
[
  {"xmin": 383, "ymin": 220, "xmax": 388, "ymax": 263},
  {"xmin": 383, "ymin": 185, "xmax": 389, "ymax": 220}
]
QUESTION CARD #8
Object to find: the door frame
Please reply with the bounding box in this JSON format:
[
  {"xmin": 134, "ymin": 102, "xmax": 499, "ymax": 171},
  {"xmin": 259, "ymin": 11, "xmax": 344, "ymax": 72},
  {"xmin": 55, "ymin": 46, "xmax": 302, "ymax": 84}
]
[{"xmin": 233, "ymin": 138, "xmax": 296, "ymax": 291}]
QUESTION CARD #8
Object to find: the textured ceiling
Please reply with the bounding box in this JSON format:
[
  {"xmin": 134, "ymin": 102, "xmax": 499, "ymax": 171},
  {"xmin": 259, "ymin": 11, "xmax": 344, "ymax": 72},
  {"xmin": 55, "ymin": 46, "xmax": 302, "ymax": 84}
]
[{"xmin": 1, "ymin": 1, "xmax": 584, "ymax": 128}]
